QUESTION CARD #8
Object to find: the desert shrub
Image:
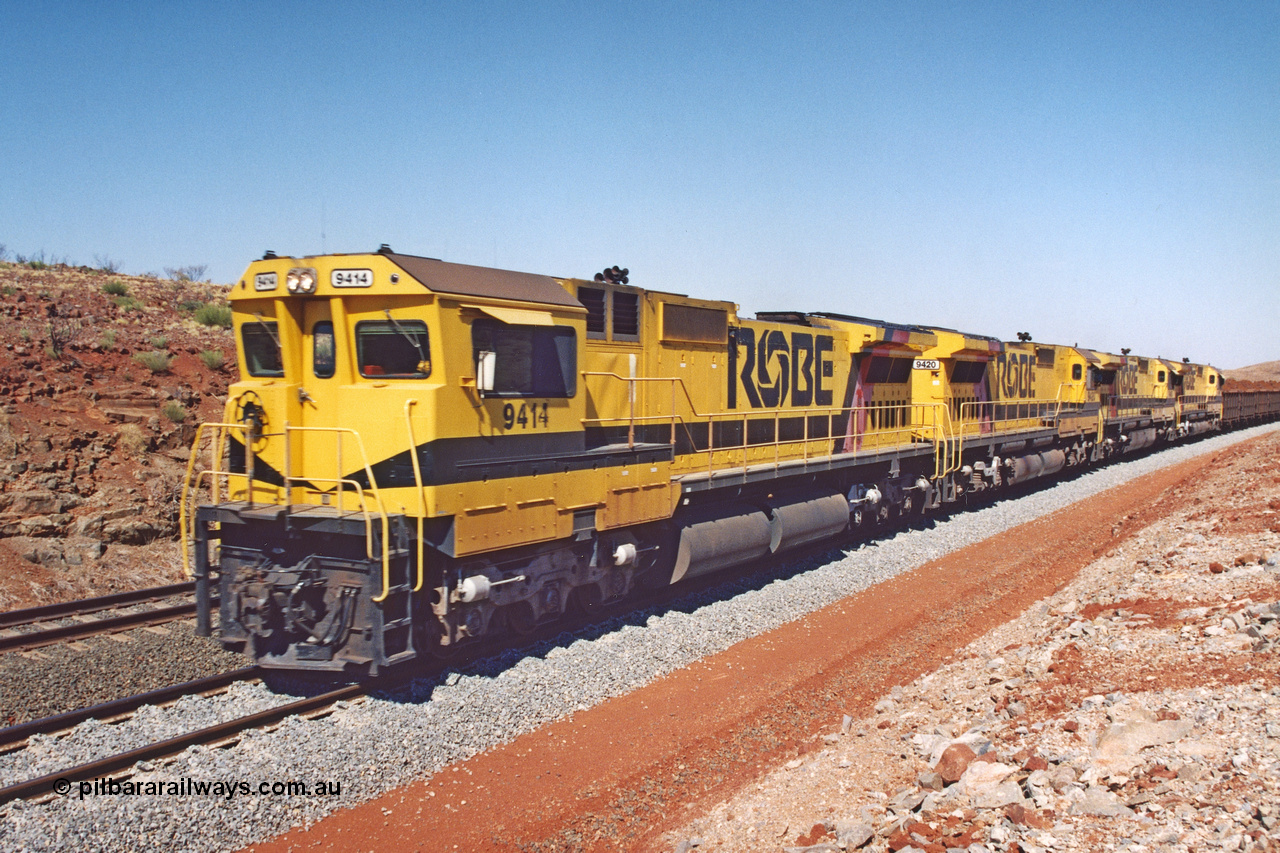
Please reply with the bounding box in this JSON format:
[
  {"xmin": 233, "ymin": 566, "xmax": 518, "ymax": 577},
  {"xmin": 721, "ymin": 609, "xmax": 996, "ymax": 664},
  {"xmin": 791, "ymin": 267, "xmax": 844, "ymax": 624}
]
[
  {"xmin": 149, "ymin": 334, "xmax": 168, "ymax": 349},
  {"xmin": 99, "ymin": 329, "xmax": 117, "ymax": 349},
  {"xmin": 46, "ymin": 319, "xmax": 80, "ymax": 358},
  {"xmin": 19, "ymin": 328, "xmax": 31, "ymax": 342},
  {"xmin": 161, "ymin": 400, "xmax": 187, "ymax": 423},
  {"xmin": 20, "ymin": 250, "xmax": 51, "ymax": 270},
  {"xmin": 133, "ymin": 350, "xmax": 173, "ymax": 373},
  {"xmin": 144, "ymin": 470, "xmax": 184, "ymax": 523},
  {"xmin": 94, "ymin": 255, "xmax": 123, "ymax": 274},
  {"xmin": 165, "ymin": 264, "xmax": 209, "ymax": 283},
  {"xmin": 114, "ymin": 295, "xmax": 144, "ymax": 313},
  {"xmin": 197, "ymin": 349, "xmax": 225, "ymax": 370},
  {"xmin": 0, "ymin": 285, "xmax": 15, "ymax": 297},
  {"xmin": 102, "ymin": 280, "xmax": 129, "ymax": 296},
  {"xmin": 178, "ymin": 299, "xmax": 205, "ymax": 314},
  {"xmin": 116, "ymin": 423, "xmax": 148, "ymax": 457},
  {"xmin": 194, "ymin": 303, "xmax": 232, "ymax": 328}
]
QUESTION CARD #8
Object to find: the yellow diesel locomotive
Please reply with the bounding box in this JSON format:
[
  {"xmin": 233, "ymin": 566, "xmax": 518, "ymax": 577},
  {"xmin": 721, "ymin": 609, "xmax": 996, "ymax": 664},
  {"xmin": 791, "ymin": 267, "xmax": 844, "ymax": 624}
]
[{"xmin": 182, "ymin": 248, "xmax": 1244, "ymax": 674}]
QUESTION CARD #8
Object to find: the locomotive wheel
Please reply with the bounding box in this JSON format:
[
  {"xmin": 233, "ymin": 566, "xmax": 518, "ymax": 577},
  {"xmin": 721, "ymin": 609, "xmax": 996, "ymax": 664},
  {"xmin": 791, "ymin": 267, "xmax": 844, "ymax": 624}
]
[
  {"xmin": 570, "ymin": 583, "xmax": 606, "ymax": 618},
  {"xmin": 504, "ymin": 601, "xmax": 539, "ymax": 636}
]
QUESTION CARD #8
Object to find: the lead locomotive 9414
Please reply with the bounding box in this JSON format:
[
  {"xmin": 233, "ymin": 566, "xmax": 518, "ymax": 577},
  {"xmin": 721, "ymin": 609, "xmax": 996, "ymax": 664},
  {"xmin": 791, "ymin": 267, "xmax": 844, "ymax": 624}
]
[{"xmin": 181, "ymin": 247, "xmax": 1279, "ymax": 674}]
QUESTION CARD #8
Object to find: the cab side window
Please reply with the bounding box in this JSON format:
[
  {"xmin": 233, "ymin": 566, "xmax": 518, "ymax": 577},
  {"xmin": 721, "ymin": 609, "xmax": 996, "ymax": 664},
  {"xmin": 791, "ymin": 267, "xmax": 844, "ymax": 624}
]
[
  {"xmin": 472, "ymin": 319, "xmax": 576, "ymax": 397},
  {"xmin": 242, "ymin": 322, "xmax": 284, "ymax": 377},
  {"xmin": 356, "ymin": 320, "xmax": 431, "ymax": 379}
]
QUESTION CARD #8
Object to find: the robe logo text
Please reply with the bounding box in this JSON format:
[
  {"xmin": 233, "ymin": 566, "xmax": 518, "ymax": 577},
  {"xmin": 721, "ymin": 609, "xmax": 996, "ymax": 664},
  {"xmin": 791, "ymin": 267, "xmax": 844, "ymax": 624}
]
[{"xmin": 727, "ymin": 327, "xmax": 836, "ymax": 409}]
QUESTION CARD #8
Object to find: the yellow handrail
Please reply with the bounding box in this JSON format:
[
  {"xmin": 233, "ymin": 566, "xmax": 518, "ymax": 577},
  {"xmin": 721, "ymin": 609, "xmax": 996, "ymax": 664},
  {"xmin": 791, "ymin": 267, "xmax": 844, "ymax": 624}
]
[
  {"xmin": 580, "ymin": 371, "xmax": 956, "ymax": 483},
  {"xmin": 1174, "ymin": 394, "xmax": 1216, "ymax": 425},
  {"xmin": 404, "ymin": 400, "xmax": 427, "ymax": 593},
  {"xmin": 181, "ymin": 421, "xmax": 396, "ymax": 604},
  {"xmin": 282, "ymin": 425, "xmax": 393, "ymax": 602},
  {"xmin": 180, "ymin": 421, "xmax": 255, "ymax": 578},
  {"xmin": 953, "ymin": 384, "xmax": 1090, "ymax": 463},
  {"xmin": 1108, "ymin": 394, "xmax": 1177, "ymax": 419}
]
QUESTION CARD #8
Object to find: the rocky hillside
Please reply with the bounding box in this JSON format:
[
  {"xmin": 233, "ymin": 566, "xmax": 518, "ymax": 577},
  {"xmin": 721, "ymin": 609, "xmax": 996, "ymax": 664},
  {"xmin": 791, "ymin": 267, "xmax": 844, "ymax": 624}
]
[
  {"xmin": 0, "ymin": 262, "xmax": 233, "ymax": 608},
  {"xmin": 1224, "ymin": 360, "xmax": 1280, "ymax": 390}
]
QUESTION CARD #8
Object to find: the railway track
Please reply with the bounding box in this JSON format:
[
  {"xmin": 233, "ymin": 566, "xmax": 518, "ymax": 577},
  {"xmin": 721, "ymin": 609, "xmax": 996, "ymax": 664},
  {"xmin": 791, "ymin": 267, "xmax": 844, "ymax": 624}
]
[
  {"xmin": 0, "ymin": 667, "xmax": 260, "ymax": 754},
  {"xmin": 0, "ymin": 669, "xmax": 365, "ymax": 806},
  {"xmin": 0, "ymin": 583, "xmax": 214, "ymax": 654}
]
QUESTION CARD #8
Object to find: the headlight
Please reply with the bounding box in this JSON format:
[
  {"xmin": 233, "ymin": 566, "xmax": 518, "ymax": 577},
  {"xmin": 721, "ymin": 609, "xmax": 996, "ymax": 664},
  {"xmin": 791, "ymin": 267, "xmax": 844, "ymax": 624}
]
[{"xmin": 286, "ymin": 267, "xmax": 317, "ymax": 294}]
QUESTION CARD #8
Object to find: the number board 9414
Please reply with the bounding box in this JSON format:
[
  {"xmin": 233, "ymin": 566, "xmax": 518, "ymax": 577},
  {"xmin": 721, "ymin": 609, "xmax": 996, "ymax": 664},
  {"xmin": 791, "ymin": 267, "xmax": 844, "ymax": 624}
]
[
  {"xmin": 501, "ymin": 402, "xmax": 550, "ymax": 430},
  {"xmin": 331, "ymin": 268, "xmax": 373, "ymax": 288}
]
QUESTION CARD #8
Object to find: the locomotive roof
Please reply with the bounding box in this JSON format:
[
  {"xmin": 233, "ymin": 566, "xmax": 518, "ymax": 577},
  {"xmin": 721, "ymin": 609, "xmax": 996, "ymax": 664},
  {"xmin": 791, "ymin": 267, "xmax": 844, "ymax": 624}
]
[
  {"xmin": 388, "ymin": 253, "xmax": 584, "ymax": 309},
  {"xmin": 806, "ymin": 312, "xmax": 1000, "ymax": 345},
  {"xmin": 1076, "ymin": 349, "xmax": 1127, "ymax": 367},
  {"xmin": 808, "ymin": 311, "xmax": 927, "ymax": 333}
]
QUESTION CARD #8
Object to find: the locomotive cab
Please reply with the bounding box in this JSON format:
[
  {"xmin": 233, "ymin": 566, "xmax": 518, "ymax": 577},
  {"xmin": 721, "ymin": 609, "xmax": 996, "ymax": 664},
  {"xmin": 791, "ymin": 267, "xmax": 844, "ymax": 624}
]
[
  {"xmin": 188, "ymin": 251, "xmax": 603, "ymax": 672},
  {"xmin": 1173, "ymin": 361, "xmax": 1224, "ymax": 436}
]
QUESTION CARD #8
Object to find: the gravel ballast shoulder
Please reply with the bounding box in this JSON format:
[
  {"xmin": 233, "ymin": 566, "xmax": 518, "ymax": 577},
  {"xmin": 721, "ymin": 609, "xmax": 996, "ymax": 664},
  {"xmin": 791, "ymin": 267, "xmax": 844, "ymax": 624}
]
[
  {"xmin": 0, "ymin": 621, "xmax": 247, "ymax": 726},
  {"xmin": 0, "ymin": 426, "xmax": 1274, "ymax": 852}
]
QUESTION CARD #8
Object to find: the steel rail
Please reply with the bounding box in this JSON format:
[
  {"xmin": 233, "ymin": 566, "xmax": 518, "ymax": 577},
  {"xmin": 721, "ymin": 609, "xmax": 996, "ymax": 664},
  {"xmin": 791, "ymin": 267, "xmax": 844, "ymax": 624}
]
[
  {"xmin": 0, "ymin": 600, "xmax": 215, "ymax": 654},
  {"xmin": 0, "ymin": 682, "xmax": 365, "ymax": 806},
  {"xmin": 0, "ymin": 583, "xmax": 197, "ymax": 630},
  {"xmin": 0, "ymin": 667, "xmax": 260, "ymax": 752}
]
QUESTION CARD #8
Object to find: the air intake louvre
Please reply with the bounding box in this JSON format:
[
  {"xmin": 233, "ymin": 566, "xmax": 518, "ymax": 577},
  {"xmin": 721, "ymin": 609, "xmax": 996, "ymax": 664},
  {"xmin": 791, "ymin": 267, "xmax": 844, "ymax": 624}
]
[
  {"xmin": 949, "ymin": 360, "xmax": 987, "ymax": 384},
  {"xmin": 662, "ymin": 303, "xmax": 728, "ymax": 344},
  {"xmin": 579, "ymin": 286, "xmax": 606, "ymax": 335},
  {"xmin": 612, "ymin": 292, "xmax": 640, "ymax": 338}
]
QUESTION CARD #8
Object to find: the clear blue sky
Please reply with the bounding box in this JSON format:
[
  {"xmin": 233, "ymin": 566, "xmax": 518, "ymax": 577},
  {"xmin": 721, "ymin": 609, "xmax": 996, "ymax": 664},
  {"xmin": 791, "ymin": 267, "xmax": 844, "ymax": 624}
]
[{"xmin": 2, "ymin": 1, "xmax": 1276, "ymax": 368}]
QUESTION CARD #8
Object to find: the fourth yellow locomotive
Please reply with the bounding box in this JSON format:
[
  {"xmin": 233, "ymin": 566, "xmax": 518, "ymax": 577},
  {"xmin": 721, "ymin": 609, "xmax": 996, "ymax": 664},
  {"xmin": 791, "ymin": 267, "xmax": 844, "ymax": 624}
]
[{"xmin": 181, "ymin": 248, "xmax": 1279, "ymax": 674}]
